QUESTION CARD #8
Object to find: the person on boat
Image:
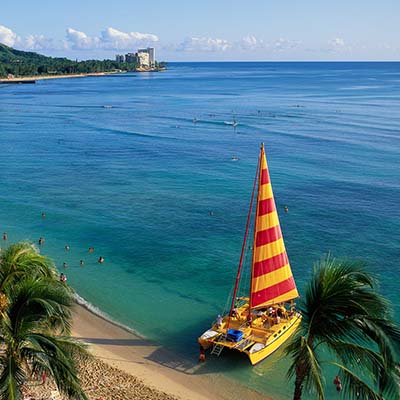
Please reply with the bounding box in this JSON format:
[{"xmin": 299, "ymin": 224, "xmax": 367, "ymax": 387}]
[
  {"xmin": 216, "ymin": 315, "xmax": 223, "ymax": 328},
  {"xmin": 98, "ymin": 256, "xmax": 104, "ymax": 263},
  {"xmin": 199, "ymin": 345, "xmax": 205, "ymax": 362},
  {"xmin": 231, "ymin": 308, "xmax": 238, "ymax": 318},
  {"xmin": 267, "ymin": 306, "xmax": 276, "ymax": 317}
]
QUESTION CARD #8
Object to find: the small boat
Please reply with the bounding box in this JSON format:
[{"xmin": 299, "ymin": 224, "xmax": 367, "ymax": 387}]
[
  {"xmin": 103, "ymin": 105, "xmax": 113, "ymax": 109},
  {"xmin": 198, "ymin": 144, "xmax": 301, "ymax": 365}
]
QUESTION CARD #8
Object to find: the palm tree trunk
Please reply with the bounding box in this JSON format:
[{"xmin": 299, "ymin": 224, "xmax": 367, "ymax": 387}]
[{"xmin": 293, "ymin": 374, "xmax": 304, "ymax": 400}]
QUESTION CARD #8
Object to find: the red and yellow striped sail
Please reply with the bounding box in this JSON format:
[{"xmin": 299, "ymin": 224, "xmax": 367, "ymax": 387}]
[{"xmin": 250, "ymin": 145, "xmax": 299, "ymax": 309}]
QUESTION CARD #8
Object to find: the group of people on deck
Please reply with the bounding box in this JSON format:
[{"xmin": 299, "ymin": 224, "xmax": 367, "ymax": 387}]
[{"xmin": 227, "ymin": 302, "xmax": 294, "ymax": 327}]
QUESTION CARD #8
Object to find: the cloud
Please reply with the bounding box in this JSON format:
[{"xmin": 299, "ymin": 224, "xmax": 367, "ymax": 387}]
[
  {"xmin": 66, "ymin": 27, "xmax": 158, "ymax": 51},
  {"xmin": 178, "ymin": 37, "xmax": 232, "ymax": 52},
  {"xmin": 273, "ymin": 38, "xmax": 301, "ymax": 51},
  {"xmin": 239, "ymin": 35, "xmax": 265, "ymax": 50},
  {"xmin": 101, "ymin": 27, "xmax": 158, "ymax": 49},
  {"xmin": 66, "ymin": 28, "xmax": 99, "ymax": 50},
  {"xmin": 0, "ymin": 25, "xmax": 17, "ymax": 46},
  {"xmin": 0, "ymin": 24, "xmax": 60, "ymax": 51},
  {"xmin": 0, "ymin": 25, "xmax": 158, "ymax": 52},
  {"xmin": 331, "ymin": 37, "xmax": 345, "ymax": 48}
]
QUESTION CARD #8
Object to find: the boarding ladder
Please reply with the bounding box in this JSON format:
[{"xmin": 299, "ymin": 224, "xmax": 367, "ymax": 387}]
[{"xmin": 211, "ymin": 343, "xmax": 225, "ymax": 357}]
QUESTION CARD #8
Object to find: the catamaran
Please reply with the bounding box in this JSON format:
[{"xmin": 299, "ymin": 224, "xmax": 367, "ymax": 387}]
[{"xmin": 198, "ymin": 144, "xmax": 301, "ymax": 365}]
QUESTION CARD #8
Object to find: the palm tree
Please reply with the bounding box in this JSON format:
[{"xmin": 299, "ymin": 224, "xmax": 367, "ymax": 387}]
[
  {"xmin": 0, "ymin": 242, "xmax": 57, "ymax": 293},
  {"xmin": 0, "ymin": 242, "xmax": 89, "ymax": 400},
  {"xmin": 286, "ymin": 255, "xmax": 400, "ymax": 400}
]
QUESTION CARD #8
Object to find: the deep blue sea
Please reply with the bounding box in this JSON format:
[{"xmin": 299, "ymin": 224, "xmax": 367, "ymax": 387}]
[{"xmin": 1, "ymin": 62, "xmax": 399, "ymax": 399}]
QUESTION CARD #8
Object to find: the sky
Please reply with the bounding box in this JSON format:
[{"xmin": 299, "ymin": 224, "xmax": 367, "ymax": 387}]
[{"xmin": 1, "ymin": 0, "xmax": 399, "ymax": 61}]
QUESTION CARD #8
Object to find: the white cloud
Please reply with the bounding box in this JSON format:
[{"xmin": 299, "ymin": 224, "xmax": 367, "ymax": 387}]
[
  {"xmin": 273, "ymin": 38, "xmax": 301, "ymax": 51},
  {"xmin": 66, "ymin": 27, "xmax": 158, "ymax": 51},
  {"xmin": 178, "ymin": 37, "xmax": 232, "ymax": 52},
  {"xmin": 0, "ymin": 24, "xmax": 60, "ymax": 51},
  {"xmin": 0, "ymin": 25, "xmax": 158, "ymax": 53},
  {"xmin": 101, "ymin": 27, "xmax": 158, "ymax": 49},
  {"xmin": 239, "ymin": 35, "xmax": 265, "ymax": 50},
  {"xmin": 66, "ymin": 28, "xmax": 99, "ymax": 50},
  {"xmin": 0, "ymin": 25, "xmax": 18, "ymax": 47},
  {"xmin": 332, "ymin": 37, "xmax": 345, "ymax": 48}
]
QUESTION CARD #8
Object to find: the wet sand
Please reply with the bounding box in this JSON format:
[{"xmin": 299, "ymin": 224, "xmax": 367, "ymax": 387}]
[
  {"xmin": 0, "ymin": 71, "xmax": 121, "ymax": 83},
  {"xmin": 69, "ymin": 304, "xmax": 271, "ymax": 400}
]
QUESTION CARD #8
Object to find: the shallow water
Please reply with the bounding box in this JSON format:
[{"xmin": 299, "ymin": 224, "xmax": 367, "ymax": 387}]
[{"xmin": 1, "ymin": 62, "xmax": 399, "ymax": 399}]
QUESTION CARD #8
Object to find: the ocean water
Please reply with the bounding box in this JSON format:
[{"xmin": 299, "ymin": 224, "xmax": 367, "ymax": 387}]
[{"xmin": 0, "ymin": 62, "xmax": 399, "ymax": 399}]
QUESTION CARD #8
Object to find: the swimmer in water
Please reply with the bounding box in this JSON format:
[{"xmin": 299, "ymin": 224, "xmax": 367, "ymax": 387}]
[
  {"xmin": 38, "ymin": 237, "xmax": 44, "ymax": 246},
  {"xmin": 88, "ymin": 247, "xmax": 94, "ymax": 253},
  {"xmin": 65, "ymin": 245, "xmax": 70, "ymax": 251},
  {"xmin": 80, "ymin": 260, "xmax": 84, "ymax": 267},
  {"xmin": 284, "ymin": 205, "xmax": 289, "ymax": 213},
  {"xmin": 98, "ymin": 256, "xmax": 104, "ymax": 264}
]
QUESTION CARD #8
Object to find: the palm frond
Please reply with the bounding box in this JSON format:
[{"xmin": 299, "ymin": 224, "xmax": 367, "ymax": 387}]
[
  {"xmin": 328, "ymin": 361, "xmax": 383, "ymax": 400},
  {"xmin": 0, "ymin": 354, "xmax": 26, "ymax": 400}
]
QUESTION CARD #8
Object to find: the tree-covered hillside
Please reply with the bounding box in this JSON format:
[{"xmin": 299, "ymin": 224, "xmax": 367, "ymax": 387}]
[{"xmin": 0, "ymin": 43, "xmax": 139, "ymax": 77}]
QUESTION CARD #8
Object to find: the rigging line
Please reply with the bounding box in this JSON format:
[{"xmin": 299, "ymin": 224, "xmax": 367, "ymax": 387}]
[{"xmin": 227, "ymin": 150, "xmax": 260, "ymax": 329}]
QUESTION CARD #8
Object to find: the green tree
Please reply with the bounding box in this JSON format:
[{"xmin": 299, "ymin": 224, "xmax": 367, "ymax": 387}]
[
  {"xmin": 286, "ymin": 255, "xmax": 400, "ymax": 400},
  {"xmin": 0, "ymin": 242, "xmax": 89, "ymax": 400}
]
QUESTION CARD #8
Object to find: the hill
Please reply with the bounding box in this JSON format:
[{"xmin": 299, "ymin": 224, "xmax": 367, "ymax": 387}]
[
  {"xmin": 0, "ymin": 43, "xmax": 138, "ymax": 77},
  {"xmin": 0, "ymin": 43, "xmax": 70, "ymax": 64}
]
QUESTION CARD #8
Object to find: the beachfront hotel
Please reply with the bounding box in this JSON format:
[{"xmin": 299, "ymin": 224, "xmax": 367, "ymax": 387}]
[{"xmin": 115, "ymin": 47, "xmax": 156, "ymax": 68}]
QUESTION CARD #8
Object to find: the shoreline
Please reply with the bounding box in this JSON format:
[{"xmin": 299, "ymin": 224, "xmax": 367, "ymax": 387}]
[
  {"xmin": 0, "ymin": 71, "xmax": 122, "ymax": 83},
  {"xmin": 0, "ymin": 68, "xmax": 166, "ymax": 83},
  {"xmin": 72, "ymin": 303, "xmax": 271, "ymax": 400}
]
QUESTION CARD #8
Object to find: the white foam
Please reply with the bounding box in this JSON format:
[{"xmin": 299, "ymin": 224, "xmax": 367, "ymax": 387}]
[{"xmin": 74, "ymin": 293, "xmax": 145, "ymax": 339}]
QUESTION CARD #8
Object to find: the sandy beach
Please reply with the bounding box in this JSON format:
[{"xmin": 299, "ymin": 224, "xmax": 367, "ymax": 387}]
[
  {"xmin": 68, "ymin": 304, "xmax": 270, "ymax": 400},
  {"xmin": 0, "ymin": 71, "xmax": 121, "ymax": 83}
]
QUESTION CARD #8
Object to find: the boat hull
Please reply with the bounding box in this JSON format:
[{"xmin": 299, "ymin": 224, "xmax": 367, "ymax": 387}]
[
  {"xmin": 198, "ymin": 305, "xmax": 302, "ymax": 365},
  {"xmin": 246, "ymin": 313, "xmax": 302, "ymax": 365}
]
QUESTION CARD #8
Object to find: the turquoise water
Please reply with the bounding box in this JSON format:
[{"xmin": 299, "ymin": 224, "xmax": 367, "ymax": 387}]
[{"xmin": 1, "ymin": 62, "xmax": 399, "ymax": 399}]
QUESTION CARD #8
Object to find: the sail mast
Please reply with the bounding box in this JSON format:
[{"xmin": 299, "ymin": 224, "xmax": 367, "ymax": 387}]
[
  {"xmin": 249, "ymin": 144, "xmax": 264, "ymax": 314},
  {"xmin": 227, "ymin": 153, "xmax": 260, "ymax": 329}
]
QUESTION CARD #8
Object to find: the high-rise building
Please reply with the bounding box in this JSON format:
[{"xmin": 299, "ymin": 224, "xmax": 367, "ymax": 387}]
[
  {"xmin": 115, "ymin": 54, "xmax": 125, "ymax": 63},
  {"xmin": 147, "ymin": 48, "xmax": 155, "ymax": 66},
  {"xmin": 137, "ymin": 51, "xmax": 150, "ymax": 67},
  {"xmin": 138, "ymin": 48, "xmax": 155, "ymax": 67},
  {"xmin": 125, "ymin": 53, "xmax": 139, "ymax": 64}
]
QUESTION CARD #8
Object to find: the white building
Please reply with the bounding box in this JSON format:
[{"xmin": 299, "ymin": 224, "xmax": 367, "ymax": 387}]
[
  {"xmin": 138, "ymin": 48, "xmax": 155, "ymax": 67},
  {"xmin": 137, "ymin": 51, "xmax": 150, "ymax": 67}
]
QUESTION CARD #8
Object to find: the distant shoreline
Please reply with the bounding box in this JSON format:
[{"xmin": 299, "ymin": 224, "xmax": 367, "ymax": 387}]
[
  {"xmin": 0, "ymin": 68, "xmax": 165, "ymax": 83},
  {"xmin": 0, "ymin": 71, "xmax": 121, "ymax": 83}
]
